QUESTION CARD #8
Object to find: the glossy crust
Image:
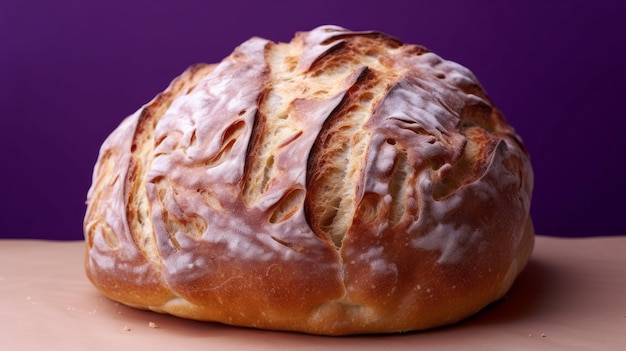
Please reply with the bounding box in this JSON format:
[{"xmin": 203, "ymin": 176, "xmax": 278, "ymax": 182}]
[{"xmin": 84, "ymin": 25, "xmax": 534, "ymax": 335}]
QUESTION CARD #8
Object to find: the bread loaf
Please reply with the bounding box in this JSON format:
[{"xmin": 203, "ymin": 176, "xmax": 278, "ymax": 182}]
[{"xmin": 84, "ymin": 25, "xmax": 534, "ymax": 335}]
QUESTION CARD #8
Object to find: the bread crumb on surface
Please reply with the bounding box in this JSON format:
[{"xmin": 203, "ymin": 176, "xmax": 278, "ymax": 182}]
[
  {"xmin": 148, "ymin": 322, "xmax": 159, "ymax": 328},
  {"xmin": 25, "ymin": 296, "xmax": 36, "ymax": 305},
  {"xmin": 123, "ymin": 326, "xmax": 131, "ymax": 332}
]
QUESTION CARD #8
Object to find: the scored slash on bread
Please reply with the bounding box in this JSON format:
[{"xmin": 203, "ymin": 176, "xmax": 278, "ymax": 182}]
[{"xmin": 84, "ymin": 25, "xmax": 534, "ymax": 335}]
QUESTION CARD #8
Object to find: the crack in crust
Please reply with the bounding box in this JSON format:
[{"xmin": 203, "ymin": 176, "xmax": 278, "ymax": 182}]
[
  {"xmin": 305, "ymin": 67, "xmax": 388, "ymax": 247},
  {"xmin": 126, "ymin": 64, "xmax": 216, "ymax": 258}
]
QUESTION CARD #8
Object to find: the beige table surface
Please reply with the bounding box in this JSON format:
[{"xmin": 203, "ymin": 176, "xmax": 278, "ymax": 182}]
[{"xmin": 1, "ymin": 235, "xmax": 625, "ymax": 350}]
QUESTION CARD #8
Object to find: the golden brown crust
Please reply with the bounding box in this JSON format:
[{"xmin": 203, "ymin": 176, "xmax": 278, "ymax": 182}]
[{"xmin": 84, "ymin": 25, "xmax": 534, "ymax": 335}]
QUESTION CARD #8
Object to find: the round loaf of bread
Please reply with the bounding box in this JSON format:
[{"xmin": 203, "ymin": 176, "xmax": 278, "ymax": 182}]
[{"xmin": 84, "ymin": 25, "xmax": 534, "ymax": 335}]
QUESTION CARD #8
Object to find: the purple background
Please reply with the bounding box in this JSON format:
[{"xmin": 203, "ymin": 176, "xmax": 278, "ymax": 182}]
[{"xmin": 1, "ymin": 1, "xmax": 625, "ymax": 240}]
